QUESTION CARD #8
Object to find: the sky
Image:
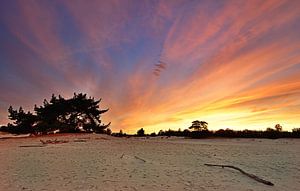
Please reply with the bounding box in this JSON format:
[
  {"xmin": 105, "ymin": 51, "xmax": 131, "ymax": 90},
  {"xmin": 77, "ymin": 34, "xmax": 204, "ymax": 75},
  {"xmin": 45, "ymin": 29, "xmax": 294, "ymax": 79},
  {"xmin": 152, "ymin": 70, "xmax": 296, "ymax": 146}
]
[{"xmin": 0, "ymin": 0, "xmax": 300, "ymax": 133}]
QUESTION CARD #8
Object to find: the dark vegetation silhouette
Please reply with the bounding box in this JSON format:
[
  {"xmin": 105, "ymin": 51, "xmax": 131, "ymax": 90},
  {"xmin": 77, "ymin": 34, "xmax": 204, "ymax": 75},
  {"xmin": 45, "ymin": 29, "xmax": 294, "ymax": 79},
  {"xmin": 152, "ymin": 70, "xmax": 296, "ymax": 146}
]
[
  {"xmin": 137, "ymin": 128, "xmax": 145, "ymax": 136},
  {"xmin": 189, "ymin": 120, "xmax": 208, "ymax": 131},
  {"xmin": 112, "ymin": 129, "xmax": 128, "ymax": 137},
  {"xmin": 0, "ymin": 93, "xmax": 110, "ymax": 135},
  {"xmin": 122, "ymin": 121, "xmax": 300, "ymax": 139}
]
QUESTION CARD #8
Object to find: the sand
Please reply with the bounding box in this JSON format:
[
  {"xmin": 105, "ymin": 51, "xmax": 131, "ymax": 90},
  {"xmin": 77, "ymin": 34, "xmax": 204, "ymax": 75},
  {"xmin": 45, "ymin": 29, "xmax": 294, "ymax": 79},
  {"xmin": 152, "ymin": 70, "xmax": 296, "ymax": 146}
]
[{"xmin": 0, "ymin": 134, "xmax": 299, "ymax": 191}]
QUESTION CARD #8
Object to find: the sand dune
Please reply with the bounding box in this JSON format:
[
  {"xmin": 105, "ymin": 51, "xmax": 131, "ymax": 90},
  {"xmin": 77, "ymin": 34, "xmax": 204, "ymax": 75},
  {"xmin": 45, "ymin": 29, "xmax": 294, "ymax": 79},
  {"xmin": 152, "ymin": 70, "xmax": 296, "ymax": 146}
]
[{"xmin": 0, "ymin": 134, "xmax": 299, "ymax": 191}]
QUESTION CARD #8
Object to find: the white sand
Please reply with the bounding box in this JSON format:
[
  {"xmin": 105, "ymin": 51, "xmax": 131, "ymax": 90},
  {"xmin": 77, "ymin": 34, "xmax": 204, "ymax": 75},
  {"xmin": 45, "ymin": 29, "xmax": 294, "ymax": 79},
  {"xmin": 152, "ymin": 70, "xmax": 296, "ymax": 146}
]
[{"xmin": 0, "ymin": 134, "xmax": 299, "ymax": 191}]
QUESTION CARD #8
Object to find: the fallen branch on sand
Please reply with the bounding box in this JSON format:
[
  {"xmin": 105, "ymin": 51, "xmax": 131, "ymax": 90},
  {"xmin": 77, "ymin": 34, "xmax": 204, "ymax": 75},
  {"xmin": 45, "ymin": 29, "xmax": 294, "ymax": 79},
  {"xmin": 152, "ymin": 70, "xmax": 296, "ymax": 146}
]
[
  {"xmin": 19, "ymin": 145, "xmax": 46, "ymax": 148},
  {"xmin": 120, "ymin": 154, "xmax": 146, "ymax": 162},
  {"xmin": 95, "ymin": 137, "xmax": 109, "ymax": 140},
  {"xmin": 103, "ymin": 180, "xmax": 118, "ymax": 183},
  {"xmin": 74, "ymin": 139, "xmax": 87, "ymax": 142},
  {"xmin": 204, "ymin": 163, "xmax": 274, "ymax": 186},
  {"xmin": 40, "ymin": 139, "xmax": 69, "ymax": 144},
  {"xmin": 134, "ymin": 156, "xmax": 146, "ymax": 162}
]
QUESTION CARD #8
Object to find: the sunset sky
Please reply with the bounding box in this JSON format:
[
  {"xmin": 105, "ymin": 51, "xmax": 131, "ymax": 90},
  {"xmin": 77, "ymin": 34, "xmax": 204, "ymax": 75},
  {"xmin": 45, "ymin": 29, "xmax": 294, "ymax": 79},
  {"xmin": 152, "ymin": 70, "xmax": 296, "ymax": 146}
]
[{"xmin": 0, "ymin": 0, "xmax": 300, "ymax": 133}]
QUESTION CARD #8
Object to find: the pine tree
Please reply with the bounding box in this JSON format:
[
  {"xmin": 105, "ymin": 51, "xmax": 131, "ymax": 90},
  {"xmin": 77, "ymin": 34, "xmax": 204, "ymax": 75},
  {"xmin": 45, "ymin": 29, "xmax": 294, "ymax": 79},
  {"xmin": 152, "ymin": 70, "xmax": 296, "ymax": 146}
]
[{"xmin": 3, "ymin": 93, "xmax": 110, "ymax": 134}]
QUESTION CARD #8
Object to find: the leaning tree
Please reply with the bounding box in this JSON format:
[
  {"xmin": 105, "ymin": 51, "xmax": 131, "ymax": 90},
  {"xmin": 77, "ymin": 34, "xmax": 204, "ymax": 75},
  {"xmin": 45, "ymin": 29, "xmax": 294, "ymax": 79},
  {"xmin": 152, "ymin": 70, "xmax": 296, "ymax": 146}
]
[
  {"xmin": 34, "ymin": 93, "xmax": 110, "ymax": 133},
  {"xmin": 2, "ymin": 93, "xmax": 110, "ymax": 134}
]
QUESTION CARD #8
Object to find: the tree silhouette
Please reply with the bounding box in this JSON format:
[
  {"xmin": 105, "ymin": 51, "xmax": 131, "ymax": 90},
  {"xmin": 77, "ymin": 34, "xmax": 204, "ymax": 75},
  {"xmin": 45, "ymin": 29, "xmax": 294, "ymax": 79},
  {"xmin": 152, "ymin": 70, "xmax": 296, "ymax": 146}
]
[
  {"xmin": 3, "ymin": 93, "xmax": 110, "ymax": 134},
  {"xmin": 137, "ymin": 128, "xmax": 145, "ymax": 136},
  {"xmin": 292, "ymin": 128, "xmax": 300, "ymax": 133},
  {"xmin": 274, "ymin": 124, "xmax": 282, "ymax": 132},
  {"xmin": 106, "ymin": 128, "xmax": 112, "ymax": 135},
  {"xmin": 7, "ymin": 106, "xmax": 37, "ymax": 134},
  {"xmin": 189, "ymin": 120, "xmax": 208, "ymax": 131},
  {"xmin": 292, "ymin": 128, "xmax": 300, "ymax": 137}
]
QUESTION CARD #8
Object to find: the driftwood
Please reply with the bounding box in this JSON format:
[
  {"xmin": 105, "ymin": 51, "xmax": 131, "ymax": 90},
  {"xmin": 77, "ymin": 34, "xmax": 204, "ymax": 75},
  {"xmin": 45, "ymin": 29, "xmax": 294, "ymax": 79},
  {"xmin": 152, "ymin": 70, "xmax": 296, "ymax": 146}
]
[
  {"xmin": 19, "ymin": 145, "xmax": 46, "ymax": 148},
  {"xmin": 40, "ymin": 139, "xmax": 69, "ymax": 144},
  {"xmin": 204, "ymin": 163, "xmax": 274, "ymax": 186},
  {"xmin": 134, "ymin": 156, "xmax": 146, "ymax": 162},
  {"xmin": 74, "ymin": 139, "xmax": 87, "ymax": 142},
  {"xmin": 120, "ymin": 154, "xmax": 146, "ymax": 162},
  {"xmin": 95, "ymin": 137, "xmax": 109, "ymax": 140}
]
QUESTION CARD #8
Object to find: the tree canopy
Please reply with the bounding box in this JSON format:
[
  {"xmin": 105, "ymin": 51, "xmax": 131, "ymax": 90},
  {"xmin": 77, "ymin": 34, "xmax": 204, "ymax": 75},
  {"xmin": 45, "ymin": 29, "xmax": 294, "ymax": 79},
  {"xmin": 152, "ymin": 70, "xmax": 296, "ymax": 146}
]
[
  {"xmin": 274, "ymin": 124, "xmax": 282, "ymax": 131},
  {"xmin": 189, "ymin": 120, "xmax": 208, "ymax": 131},
  {"xmin": 137, "ymin": 128, "xmax": 145, "ymax": 136},
  {"xmin": 1, "ymin": 93, "xmax": 110, "ymax": 134}
]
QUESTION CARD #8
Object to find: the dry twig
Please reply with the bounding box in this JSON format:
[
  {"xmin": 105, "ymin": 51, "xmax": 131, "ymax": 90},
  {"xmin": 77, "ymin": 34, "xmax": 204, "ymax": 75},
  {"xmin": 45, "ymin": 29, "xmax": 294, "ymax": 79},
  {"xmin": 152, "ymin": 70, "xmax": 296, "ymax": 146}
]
[
  {"xmin": 204, "ymin": 163, "xmax": 274, "ymax": 186},
  {"xmin": 40, "ymin": 139, "xmax": 69, "ymax": 144},
  {"xmin": 74, "ymin": 139, "xmax": 87, "ymax": 142},
  {"xmin": 134, "ymin": 156, "xmax": 146, "ymax": 162},
  {"xmin": 19, "ymin": 145, "xmax": 46, "ymax": 148}
]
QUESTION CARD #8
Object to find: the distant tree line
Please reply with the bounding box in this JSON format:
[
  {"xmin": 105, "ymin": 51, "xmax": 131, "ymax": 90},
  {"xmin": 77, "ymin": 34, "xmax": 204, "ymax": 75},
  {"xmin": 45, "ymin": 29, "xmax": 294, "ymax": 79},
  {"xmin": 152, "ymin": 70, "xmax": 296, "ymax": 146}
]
[
  {"xmin": 116, "ymin": 120, "xmax": 300, "ymax": 139},
  {"xmin": 110, "ymin": 128, "xmax": 145, "ymax": 137},
  {"xmin": 0, "ymin": 93, "xmax": 111, "ymax": 135},
  {"xmin": 153, "ymin": 126, "xmax": 300, "ymax": 139}
]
